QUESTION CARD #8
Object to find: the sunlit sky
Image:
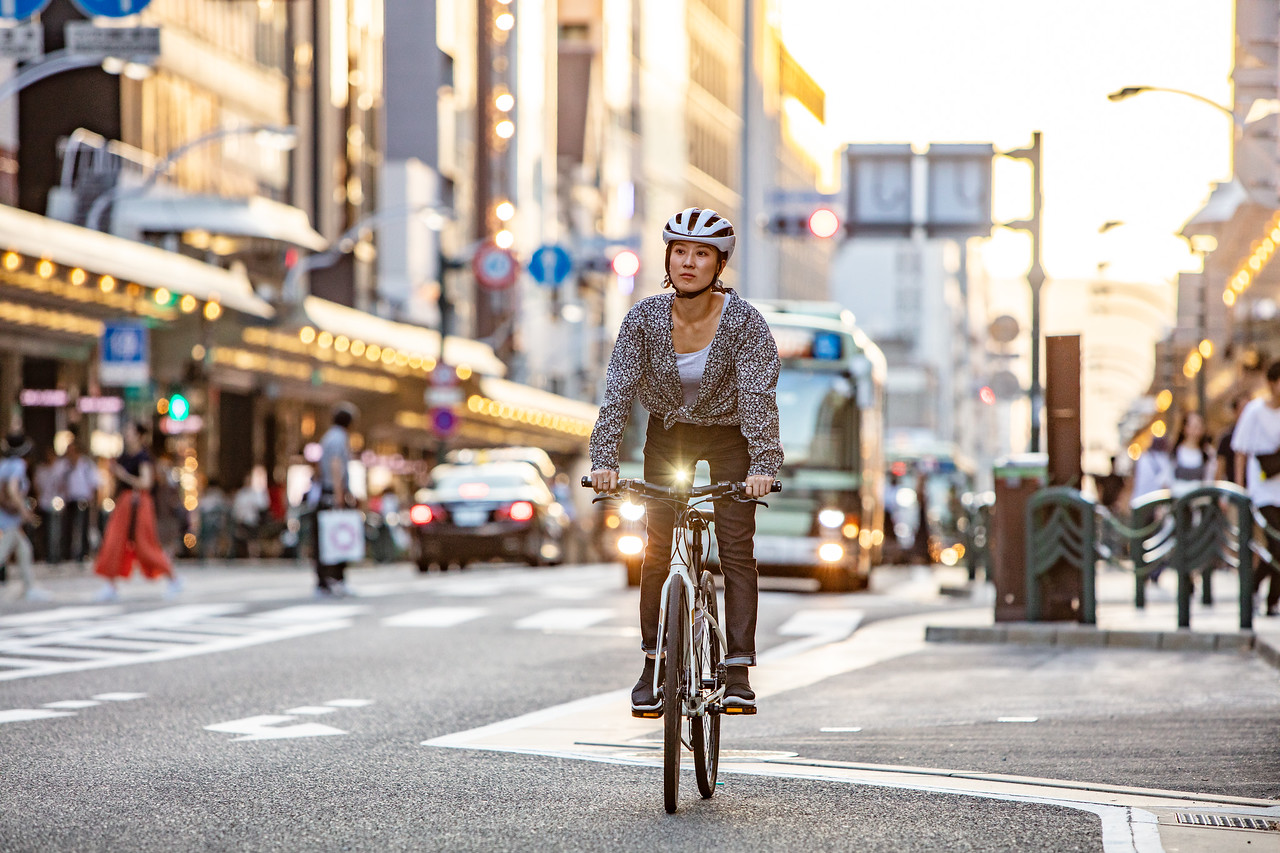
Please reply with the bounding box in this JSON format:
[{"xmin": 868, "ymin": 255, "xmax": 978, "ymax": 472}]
[{"xmin": 779, "ymin": 0, "xmax": 1234, "ymax": 286}]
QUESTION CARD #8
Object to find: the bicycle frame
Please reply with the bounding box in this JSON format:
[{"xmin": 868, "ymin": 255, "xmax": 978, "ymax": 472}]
[{"xmin": 652, "ymin": 501, "xmax": 728, "ymax": 718}]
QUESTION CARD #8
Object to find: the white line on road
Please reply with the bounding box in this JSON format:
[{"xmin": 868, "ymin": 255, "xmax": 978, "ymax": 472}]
[
  {"xmin": 382, "ymin": 607, "xmax": 487, "ymax": 628},
  {"xmin": 514, "ymin": 608, "xmax": 617, "ymax": 632},
  {"xmin": 421, "ymin": 608, "xmax": 1276, "ymax": 853}
]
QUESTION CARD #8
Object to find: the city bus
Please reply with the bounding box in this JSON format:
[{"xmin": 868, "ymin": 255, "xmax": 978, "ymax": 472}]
[{"xmin": 605, "ymin": 300, "xmax": 886, "ymax": 592}]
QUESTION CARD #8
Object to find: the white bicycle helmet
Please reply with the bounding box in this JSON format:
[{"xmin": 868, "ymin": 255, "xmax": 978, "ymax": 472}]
[{"xmin": 662, "ymin": 207, "xmax": 736, "ymax": 261}]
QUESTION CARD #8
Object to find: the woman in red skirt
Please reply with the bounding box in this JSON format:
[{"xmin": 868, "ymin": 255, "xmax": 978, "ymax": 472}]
[{"xmin": 93, "ymin": 421, "xmax": 182, "ymax": 601}]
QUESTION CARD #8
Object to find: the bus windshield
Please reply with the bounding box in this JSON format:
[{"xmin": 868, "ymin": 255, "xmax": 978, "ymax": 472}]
[{"xmin": 776, "ymin": 367, "xmax": 857, "ymax": 469}]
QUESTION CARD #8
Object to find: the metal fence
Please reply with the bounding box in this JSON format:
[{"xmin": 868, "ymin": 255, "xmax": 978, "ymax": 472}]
[{"xmin": 1019, "ymin": 482, "xmax": 1261, "ymax": 630}]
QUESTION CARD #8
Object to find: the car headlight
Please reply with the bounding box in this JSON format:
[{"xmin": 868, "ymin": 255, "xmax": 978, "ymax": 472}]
[
  {"xmin": 818, "ymin": 542, "xmax": 844, "ymax": 563},
  {"xmin": 618, "ymin": 534, "xmax": 644, "ymax": 556},
  {"xmin": 619, "ymin": 501, "xmax": 645, "ymax": 521},
  {"xmin": 818, "ymin": 508, "xmax": 845, "ymax": 529}
]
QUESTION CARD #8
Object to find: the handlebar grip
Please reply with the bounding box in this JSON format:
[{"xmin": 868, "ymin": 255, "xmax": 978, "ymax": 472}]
[
  {"xmin": 772, "ymin": 480, "xmax": 783, "ymax": 493},
  {"xmin": 581, "ymin": 475, "xmax": 591, "ymax": 488}
]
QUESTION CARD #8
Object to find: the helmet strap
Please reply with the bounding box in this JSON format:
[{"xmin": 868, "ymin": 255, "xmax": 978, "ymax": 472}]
[{"xmin": 674, "ymin": 281, "xmax": 715, "ymax": 300}]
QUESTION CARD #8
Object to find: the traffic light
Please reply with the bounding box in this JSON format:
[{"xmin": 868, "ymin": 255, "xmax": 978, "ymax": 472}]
[
  {"xmin": 168, "ymin": 392, "xmax": 191, "ymax": 422},
  {"xmin": 611, "ymin": 249, "xmax": 640, "ymax": 277},
  {"xmin": 766, "ymin": 208, "xmax": 843, "ymax": 238}
]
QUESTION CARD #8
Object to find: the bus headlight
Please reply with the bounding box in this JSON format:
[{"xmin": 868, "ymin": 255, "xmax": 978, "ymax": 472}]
[
  {"xmin": 620, "ymin": 501, "xmax": 645, "ymax": 521},
  {"xmin": 618, "ymin": 535, "xmax": 644, "ymax": 556},
  {"xmin": 818, "ymin": 542, "xmax": 844, "ymax": 563},
  {"xmin": 818, "ymin": 508, "xmax": 845, "ymax": 529}
]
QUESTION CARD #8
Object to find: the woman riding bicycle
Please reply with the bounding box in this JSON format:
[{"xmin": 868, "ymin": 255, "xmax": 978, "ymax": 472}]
[{"xmin": 589, "ymin": 207, "xmax": 784, "ymax": 715}]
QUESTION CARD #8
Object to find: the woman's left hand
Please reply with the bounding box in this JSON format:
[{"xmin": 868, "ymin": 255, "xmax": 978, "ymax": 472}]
[{"xmin": 744, "ymin": 474, "xmax": 773, "ymax": 499}]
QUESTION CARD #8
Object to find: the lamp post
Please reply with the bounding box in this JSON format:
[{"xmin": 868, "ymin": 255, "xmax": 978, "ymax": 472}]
[
  {"xmin": 1002, "ymin": 132, "xmax": 1045, "ymax": 452},
  {"xmin": 85, "ymin": 124, "xmax": 298, "ymax": 233},
  {"xmin": 282, "ymin": 203, "xmax": 463, "ymax": 348},
  {"xmin": 1109, "ymin": 87, "xmax": 1244, "ymax": 416}
]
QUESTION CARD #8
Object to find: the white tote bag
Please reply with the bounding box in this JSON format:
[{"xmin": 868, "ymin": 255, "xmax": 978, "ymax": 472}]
[{"xmin": 317, "ymin": 509, "xmax": 366, "ymax": 564}]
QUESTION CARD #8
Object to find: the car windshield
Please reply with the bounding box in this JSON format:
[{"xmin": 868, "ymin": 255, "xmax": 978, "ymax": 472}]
[
  {"xmin": 433, "ymin": 469, "xmax": 535, "ymax": 495},
  {"xmin": 776, "ymin": 367, "xmax": 857, "ymax": 469}
]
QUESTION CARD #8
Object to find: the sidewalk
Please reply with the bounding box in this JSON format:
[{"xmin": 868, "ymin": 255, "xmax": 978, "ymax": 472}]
[{"xmin": 924, "ymin": 564, "xmax": 1280, "ymax": 672}]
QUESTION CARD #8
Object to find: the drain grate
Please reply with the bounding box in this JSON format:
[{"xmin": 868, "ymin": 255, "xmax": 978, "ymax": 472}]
[{"xmin": 1174, "ymin": 813, "xmax": 1278, "ymax": 832}]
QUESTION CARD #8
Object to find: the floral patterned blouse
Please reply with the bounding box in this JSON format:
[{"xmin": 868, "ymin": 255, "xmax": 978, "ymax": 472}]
[{"xmin": 589, "ymin": 289, "xmax": 784, "ymax": 477}]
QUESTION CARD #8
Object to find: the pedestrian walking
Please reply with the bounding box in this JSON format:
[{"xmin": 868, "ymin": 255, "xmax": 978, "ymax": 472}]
[
  {"xmin": 1216, "ymin": 392, "xmax": 1253, "ymax": 486},
  {"xmin": 1130, "ymin": 435, "xmax": 1173, "ymax": 507},
  {"xmin": 92, "ymin": 421, "xmax": 182, "ymax": 601},
  {"xmin": 231, "ymin": 471, "xmax": 268, "ymax": 558},
  {"xmin": 313, "ymin": 404, "xmax": 358, "ymax": 597},
  {"xmin": 32, "ymin": 446, "xmax": 65, "ymax": 563},
  {"xmin": 1231, "ymin": 361, "xmax": 1280, "ymax": 617},
  {"xmin": 60, "ymin": 434, "xmax": 101, "ymax": 564},
  {"xmin": 0, "ymin": 431, "xmax": 51, "ymax": 601},
  {"xmin": 1170, "ymin": 411, "xmax": 1214, "ymax": 497}
]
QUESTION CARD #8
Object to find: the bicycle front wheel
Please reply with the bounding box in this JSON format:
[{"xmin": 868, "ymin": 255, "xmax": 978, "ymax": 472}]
[
  {"xmin": 691, "ymin": 570, "xmax": 721, "ymax": 798},
  {"xmin": 663, "ymin": 580, "xmax": 686, "ymax": 814}
]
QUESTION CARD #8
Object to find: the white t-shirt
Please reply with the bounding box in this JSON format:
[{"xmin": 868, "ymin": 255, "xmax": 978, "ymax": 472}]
[
  {"xmin": 1129, "ymin": 450, "xmax": 1172, "ymax": 507},
  {"xmin": 1231, "ymin": 397, "xmax": 1280, "ymax": 507}
]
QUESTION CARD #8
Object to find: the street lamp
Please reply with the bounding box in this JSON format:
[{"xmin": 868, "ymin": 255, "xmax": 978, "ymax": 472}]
[
  {"xmin": 1107, "ymin": 86, "xmax": 1237, "ymax": 122},
  {"xmin": 85, "ymin": 124, "xmax": 299, "ymax": 232},
  {"xmin": 282, "ymin": 204, "xmax": 464, "ymax": 348}
]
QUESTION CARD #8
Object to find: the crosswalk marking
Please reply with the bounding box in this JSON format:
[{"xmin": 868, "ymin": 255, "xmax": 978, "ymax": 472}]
[
  {"xmin": 382, "ymin": 607, "xmax": 487, "ymax": 628},
  {"xmin": 0, "ymin": 708, "xmax": 75, "ymax": 724},
  {"xmin": 515, "ymin": 608, "xmax": 616, "ymax": 632},
  {"xmin": 0, "ymin": 605, "xmax": 358, "ymax": 682}
]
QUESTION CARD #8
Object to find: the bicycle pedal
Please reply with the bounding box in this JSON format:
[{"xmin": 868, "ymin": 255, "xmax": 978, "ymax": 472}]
[
  {"xmin": 721, "ymin": 705, "xmax": 756, "ymax": 716},
  {"xmin": 631, "ymin": 709, "xmax": 663, "ymax": 719}
]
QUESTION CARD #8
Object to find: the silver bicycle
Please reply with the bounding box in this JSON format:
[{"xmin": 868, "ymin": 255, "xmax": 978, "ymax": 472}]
[{"xmin": 585, "ymin": 475, "xmax": 780, "ymax": 813}]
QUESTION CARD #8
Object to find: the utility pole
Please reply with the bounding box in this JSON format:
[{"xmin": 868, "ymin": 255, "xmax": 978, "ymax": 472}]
[{"xmin": 1003, "ymin": 132, "xmax": 1045, "ymax": 453}]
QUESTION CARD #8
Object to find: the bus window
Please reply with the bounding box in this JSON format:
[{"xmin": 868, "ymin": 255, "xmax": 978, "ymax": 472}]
[{"xmin": 776, "ymin": 369, "xmax": 857, "ymax": 469}]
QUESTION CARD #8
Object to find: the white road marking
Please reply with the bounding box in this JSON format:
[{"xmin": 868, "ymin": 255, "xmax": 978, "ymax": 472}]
[
  {"xmin": 762, "ymin": 609, "xmax": 864, "ymax": 659},
  {"xmin": 820, "ymin": 726, "xmax": 863, "ymax": 733},
  {"xmin": 382, "ymin": 607, "xmax": 487, "ymax": 628},
  {"xmin": 998, "ymin": 716, "xmax": 1040, "ymax": 723},
  {"xmin": 205, "ymin": 715, "xmax": 346, "ymax": 742},
  {"xmin": 0, "ymin": 708, "xmax": 75, "ymax": 724},
  {"xmin": 206, "ymin": 699, "xmax": 374, "ymax": 741},
  {"xmin": 423, "ymin": 608, "xmax": 1278, "ymax": 853},
  {"xmin": 284, "ymin": 706, "xmax": 339, "ymax": 715},
  {"xmin": 92, "ymin": 693, "xmax": 146, "ymax": 701},
  {"xmin": 0, "ymin": 604, "xmax": 358, "ymax": 682},
  {"xmin": 0, "ymin": 607, "xmax": 123, "ymax": 627},
  {"xmin": 42, "ymin": 700, "xmax": 101, "ymax": 709},
  {"xmin": 515, "ymin": 608, "xmax": 616, "ymax": 632}
]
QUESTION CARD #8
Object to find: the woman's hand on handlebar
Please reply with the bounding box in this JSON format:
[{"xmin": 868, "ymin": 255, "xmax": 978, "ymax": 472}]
[
  {"xmin": 744, "ymin": 474, "xmax": 774, "ymax": 499},
  {"xmin": 590, "ymin": 469, "xmax": 619, "ymax": 493}
]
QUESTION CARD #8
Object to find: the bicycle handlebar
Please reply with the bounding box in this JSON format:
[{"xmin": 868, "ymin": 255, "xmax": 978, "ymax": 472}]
[{"xmin": 580, "ymin": 475, "xmax": 782, "ymax": 499}]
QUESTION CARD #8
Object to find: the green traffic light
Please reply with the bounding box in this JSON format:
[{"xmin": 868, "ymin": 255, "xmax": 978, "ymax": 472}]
[{"xmin": 169, "ymin": 393, "xmax": 190, "ymax": 422}]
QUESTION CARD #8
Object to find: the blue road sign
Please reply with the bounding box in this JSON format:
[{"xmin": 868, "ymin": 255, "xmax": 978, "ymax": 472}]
[
  {"xmin": 70, "ymin": 0, "xmax": 153, "ymax": 18},
  {"xmin": 0, "ymin": 0, "xmax": 53, "ymax": 22},
  {"xmin": 527, "ymin": 244, "xmax": 573, "ymax": 287},
  {"xmin": 100, "ymin": 322, "xmax": 149, "ymax": 387}
]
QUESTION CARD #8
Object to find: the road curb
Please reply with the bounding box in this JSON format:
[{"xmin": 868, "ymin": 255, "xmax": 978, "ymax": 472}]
[{"xmin": 924, "ymin": 622, "xmax": 1280, "ymax": 672}]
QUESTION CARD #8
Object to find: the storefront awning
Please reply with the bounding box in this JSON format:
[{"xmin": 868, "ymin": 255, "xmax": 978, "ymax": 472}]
[
  {"xmin": 476, "ymin": 373, "xmax": 599, "ymax": 435},
  {"xmin": 112, "ymin": 193, "xmax": 328, "ymax": 251},
  {"xmin": 301, "ymin": 296, "xmax": 507, "ymax": 377},
  {"xmin": 0, "ymin": 204, "xmax": 274, "ymax": 318}
]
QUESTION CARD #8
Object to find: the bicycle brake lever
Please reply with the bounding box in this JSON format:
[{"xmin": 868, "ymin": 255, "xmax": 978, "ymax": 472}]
[{"xmin": 734, "ymin": 497, "xmax": 768, "ymax": 508}]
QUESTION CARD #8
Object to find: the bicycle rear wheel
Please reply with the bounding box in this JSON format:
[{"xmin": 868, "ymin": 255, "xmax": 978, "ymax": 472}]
[
  {"xmin": 691, "ymin": 570, "xmax": 721, "ymax": 798},
  {"xmin": 663, "ymin": 581, "xmax": 686, "ymax": 814}
]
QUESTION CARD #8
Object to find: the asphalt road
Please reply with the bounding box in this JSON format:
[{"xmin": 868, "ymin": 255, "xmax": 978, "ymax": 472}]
[{"xmin": 0, "ymin": 561, "xmax": 1276, "ymax": 852}]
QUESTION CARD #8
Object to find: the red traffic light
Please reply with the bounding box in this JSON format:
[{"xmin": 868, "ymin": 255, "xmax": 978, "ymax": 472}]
[
  {"xmin": 808, "ymin": 208, "xmax": 841, "ymax": 239},
  {"xmin": 979, "ymin": 386, "xmax": 996, "ymax": 405},
  {"xmin": 611, "ymin": 249, "xmax": 640, "ymax": 277}
]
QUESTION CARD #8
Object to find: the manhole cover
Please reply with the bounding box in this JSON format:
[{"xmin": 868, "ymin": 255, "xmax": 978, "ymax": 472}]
[{"xmin": 1174, "ymin": 813, "xmax": 1278, "ymax": 832}]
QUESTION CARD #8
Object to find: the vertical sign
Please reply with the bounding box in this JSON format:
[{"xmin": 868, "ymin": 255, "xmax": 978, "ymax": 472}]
[{"xmin": 100, "ymin": 322, "xmax": 149, "ymax": 387}]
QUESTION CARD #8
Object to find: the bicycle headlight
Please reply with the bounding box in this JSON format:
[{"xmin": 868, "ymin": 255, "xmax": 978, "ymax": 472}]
[
  {"xmin": 818, "ymin": 508, "xmax": 845, "ymax": 529},
  {"xmin": 620, "ymin": 501, "xmax": 645, "ymax": 521}
]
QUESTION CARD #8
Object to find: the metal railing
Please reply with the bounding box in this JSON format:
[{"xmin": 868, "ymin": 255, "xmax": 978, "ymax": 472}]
[{"xmin": 1022, "ymin": 482, "xmax": 1259, "ymax": 630}]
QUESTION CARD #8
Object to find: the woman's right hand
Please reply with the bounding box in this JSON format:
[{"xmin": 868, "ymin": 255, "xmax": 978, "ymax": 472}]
[{"xmin": 589, "ymin": 469, "xmax": 618, "ymax": 493}]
